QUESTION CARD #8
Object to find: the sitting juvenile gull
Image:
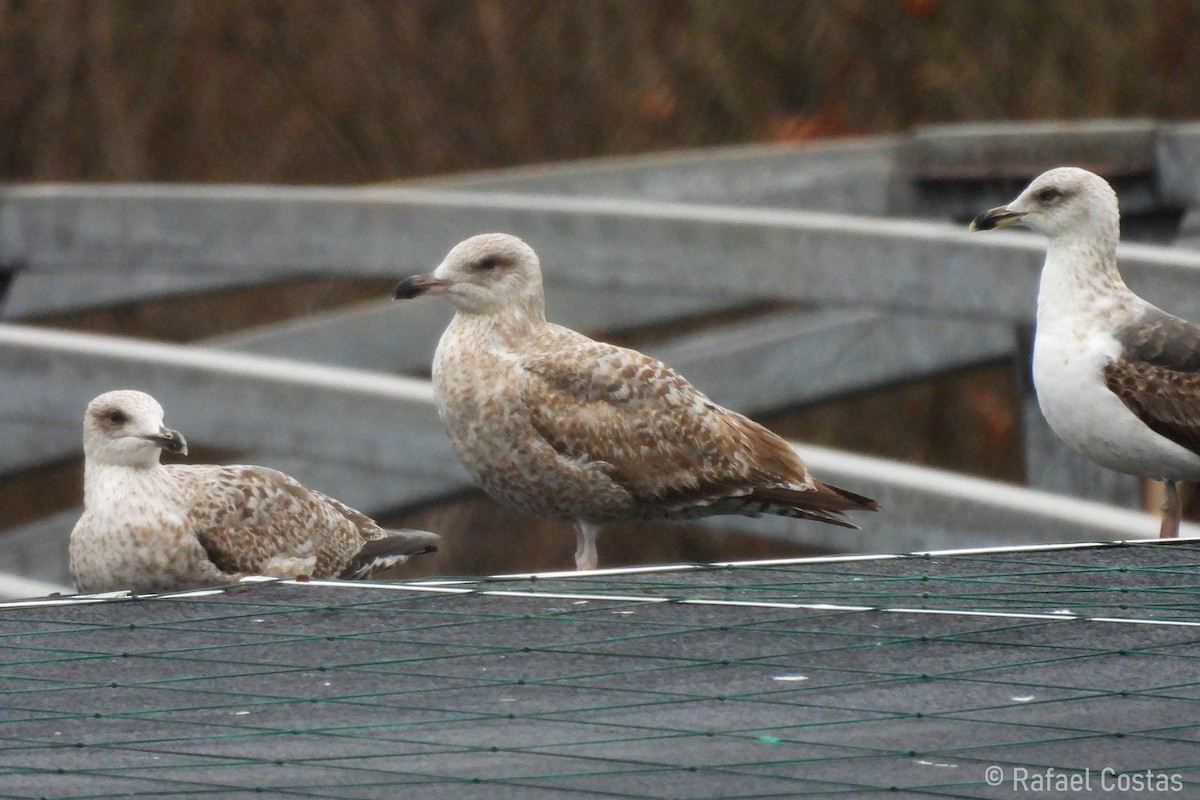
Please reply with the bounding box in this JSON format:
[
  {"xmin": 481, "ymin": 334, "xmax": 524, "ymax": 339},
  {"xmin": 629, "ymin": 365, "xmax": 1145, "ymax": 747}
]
[
  {"xmin": 971, "ymin": 166, "xmax": 1200, "ymax": 538},
  {"xmin": 70, "ymin": 390, "xmax": 440, "ymax": 593},
  {"xmin": 394, "ymin": 233, "xmax": 878, "ymax": 570}
]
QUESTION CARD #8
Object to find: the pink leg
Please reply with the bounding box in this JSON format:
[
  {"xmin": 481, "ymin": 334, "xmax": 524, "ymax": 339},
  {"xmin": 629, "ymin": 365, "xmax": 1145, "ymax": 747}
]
[
  {"xmin": 1160, "ymin": 481, "xmax": 1181, "ymax": 539},
  {"xmin": 574, "ymin": 521, "xmax": 599, "ymax": 570}
]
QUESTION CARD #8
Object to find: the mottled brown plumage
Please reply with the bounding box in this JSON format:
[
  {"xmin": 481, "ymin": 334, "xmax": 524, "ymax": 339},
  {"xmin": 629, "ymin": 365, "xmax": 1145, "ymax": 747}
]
[
  {"xmin": 1104, "ymin": 351, "xmax": 1200, "ymax": 457},
  {"xmin": 1116, "ymin": 309, "xmax": 1200, "ymax": 372},
  {"xmin": 70, "ymin": 390, "xmax": 439, "ymax": 593},
  {"xmin": 394, "ymin": 233, "xmax": 877, "ymax": 570}
]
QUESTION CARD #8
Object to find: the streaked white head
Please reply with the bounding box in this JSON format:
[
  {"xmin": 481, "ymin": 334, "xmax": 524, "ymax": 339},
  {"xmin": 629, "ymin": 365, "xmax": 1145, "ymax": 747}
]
[
  {"xmin": 970, "ymin": 167, "xmax": 1120, "ymax": 242},
  {"xmin": 82, "ymin": 390, "xmax": 188, "ymax": 468},
  {"xmin": 393, "ymin": 233, "xmax": 545, "ymax": 317}
]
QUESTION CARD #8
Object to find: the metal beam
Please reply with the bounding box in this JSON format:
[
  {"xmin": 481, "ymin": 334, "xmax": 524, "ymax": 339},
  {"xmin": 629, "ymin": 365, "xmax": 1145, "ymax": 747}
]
[
  {"xmin": 5, "ymin": 185, "xmax": 1200, "ymax": 324},
  {"xmin": 212, "ymin": 282, "xmax": 754, "ymax": 375},
  {"xmin": 646, "ymin": 307, "xmax": 1013, "ymax": 416},
  {"xmin": 3, "ymin": 270, "xmax": 267, "ymax": 318},
  {"xmin": 905, "ymin": 119, "xmax": 1158, "ymax": 180},
  {"xmin": 1157, "ymin": 122, "xmax": 1200, "ymax": 206},
  {"xmin": 0, "ymin": 510, "xmax": 76, "ymax": 588},
  {"xmin": 214, "ymin": 294, "xmax": 1015, "ymax": 396},
  {"xmin": 413, "ymin": 137, "xmax": 904, "ymax": 214},
  {"xmin": 0, "ymin": 323, "xmax": 463, "ymax": 483}
]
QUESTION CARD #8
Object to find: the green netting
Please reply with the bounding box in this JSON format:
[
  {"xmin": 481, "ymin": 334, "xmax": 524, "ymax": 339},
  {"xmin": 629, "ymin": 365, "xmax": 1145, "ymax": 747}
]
[
  {"xmin": 485, "ymin": 539, "xmax": 1200, "ymax": 620},
  {"xmin": 0, "ymin": 540, "xmax": 1197, "ymax": 799}
]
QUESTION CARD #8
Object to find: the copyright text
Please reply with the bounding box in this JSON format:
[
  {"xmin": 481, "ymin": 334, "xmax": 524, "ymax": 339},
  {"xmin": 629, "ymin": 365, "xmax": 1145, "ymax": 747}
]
[{"xmin": 984, "ymin": 766, "xmax": 1183, "ymax": 793}]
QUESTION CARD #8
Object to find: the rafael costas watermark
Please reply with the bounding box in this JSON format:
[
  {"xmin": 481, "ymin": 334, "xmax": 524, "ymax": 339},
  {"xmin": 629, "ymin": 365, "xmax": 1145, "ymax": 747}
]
[{"xmin": 984, "ymin": 766, "xmax": 1183, "ymax": 793}]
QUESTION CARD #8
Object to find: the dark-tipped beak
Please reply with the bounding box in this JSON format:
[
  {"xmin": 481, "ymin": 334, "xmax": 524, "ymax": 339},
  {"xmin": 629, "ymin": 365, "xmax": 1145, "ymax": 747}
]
[
  {"xmin": 393, "ymin": 274, "xmax": 446, "ymax": 300},
  {"xmin": 145, "ymin": 427, "xmax": 188, "ymax": 456},
  {"xmin": 969, "ymin": 206, "xmax": 1025, "ymax": 232}
]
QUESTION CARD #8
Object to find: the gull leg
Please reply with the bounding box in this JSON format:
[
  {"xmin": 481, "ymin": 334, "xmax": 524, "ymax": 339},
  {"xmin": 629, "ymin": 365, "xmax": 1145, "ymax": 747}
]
[
  {"xmin": 1160, "ymin": 480, "xmax": 1181, "ymax": 539},
  {"xmin": 574, "ymin": 521, "xmax": 599, "ymax": 571}
]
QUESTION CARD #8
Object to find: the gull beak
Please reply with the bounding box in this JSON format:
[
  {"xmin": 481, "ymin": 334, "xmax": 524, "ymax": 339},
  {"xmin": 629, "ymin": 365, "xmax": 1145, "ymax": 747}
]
[
  {"xmin": 393, "ymin": 274, "xmax": 447, "ymax": 300},
  {"xmin": 145, "ymin": 427, "xmax": 188, "ymax": 456},
  {"xmin": 969, "ymin": 206, "xmax": 1026, "ymax": 232}
]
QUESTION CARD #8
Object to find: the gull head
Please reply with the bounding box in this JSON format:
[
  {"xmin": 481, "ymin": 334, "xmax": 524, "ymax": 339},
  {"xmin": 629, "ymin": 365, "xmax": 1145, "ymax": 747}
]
[
  {"xmin": 970, "ymin": 167, "xmax": 1119, "ymax": 241},
  {"xmin": 82, "ymin": 390, "xmax": 189, "ymax": 468},
  {"xmin": 393, "ymin": 233, "xmax": 545, "ymax": 316}
]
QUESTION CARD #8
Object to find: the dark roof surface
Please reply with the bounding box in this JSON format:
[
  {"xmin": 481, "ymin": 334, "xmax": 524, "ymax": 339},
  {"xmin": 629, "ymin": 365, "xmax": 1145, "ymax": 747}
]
[{"xmin": 1, "ymin": 539, "xmax": 1198, "ymax": 799}]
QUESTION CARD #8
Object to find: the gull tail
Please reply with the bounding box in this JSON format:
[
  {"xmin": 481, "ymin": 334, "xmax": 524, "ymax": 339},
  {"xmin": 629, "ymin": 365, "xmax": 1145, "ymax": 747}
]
[
  {"xmin": 341, "ymin": 529, "xmax": 441, "ymax": 579},
  {"xmin": 744, "ymin": 480, "xmax": 879, "ymax": 528}
]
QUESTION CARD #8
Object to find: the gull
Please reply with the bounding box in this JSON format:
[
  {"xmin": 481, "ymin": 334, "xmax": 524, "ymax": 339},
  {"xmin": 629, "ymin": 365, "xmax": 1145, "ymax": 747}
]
[
  {"xmin": 972, "ymin": 166, "xmax": 1200, "ymax": 538},
  {"xmin": 70, "ymin": 390, "xmax": 439, "ymax": 593},
  {"xmin": 394, "ymin": 233, "xmax": 877, "ymax": 570}
]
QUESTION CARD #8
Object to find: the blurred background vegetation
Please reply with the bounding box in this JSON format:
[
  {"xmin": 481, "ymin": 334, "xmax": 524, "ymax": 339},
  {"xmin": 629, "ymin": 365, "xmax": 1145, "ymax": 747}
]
[
  {"xmin": 4, "ymin": 0, "xmax": 1200, "ymax": 185},
  {"xmin": 6, "ymin": 0, "xmax": 1200, "ymax": 573}
]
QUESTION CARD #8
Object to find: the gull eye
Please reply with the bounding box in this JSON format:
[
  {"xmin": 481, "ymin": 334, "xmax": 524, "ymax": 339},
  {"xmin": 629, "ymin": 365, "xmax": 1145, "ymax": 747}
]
[
  {"xmin": 106, "ymin": 410, "xmax": 129, "ymax": 425},
  {"xmin": 476, "ymin": 255, "xmax": 505, "ymax": 271},
  {"xmin": 1036, "ymin": 187, "xmax": 1063, "ymax": 204}
]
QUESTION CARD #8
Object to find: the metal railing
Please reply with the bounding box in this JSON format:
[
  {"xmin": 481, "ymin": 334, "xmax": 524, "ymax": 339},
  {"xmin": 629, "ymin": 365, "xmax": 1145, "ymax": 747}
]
[{"xmin": 5, "ymin": 119, "xmax": 1200, "ymax": 592}]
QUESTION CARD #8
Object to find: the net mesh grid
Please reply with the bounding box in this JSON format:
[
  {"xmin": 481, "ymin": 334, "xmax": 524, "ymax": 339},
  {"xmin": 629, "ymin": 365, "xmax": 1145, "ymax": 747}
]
[{"xmin": 0, "ymin": 539, "xmax": 1196, "ymax": 799}]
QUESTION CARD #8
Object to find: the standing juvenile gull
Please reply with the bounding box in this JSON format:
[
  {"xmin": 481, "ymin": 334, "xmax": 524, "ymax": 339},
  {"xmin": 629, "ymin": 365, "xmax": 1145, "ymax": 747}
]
[
  {"xmin": 70, "ymin": 390, "xmax": 440, "ymax": 593},
  {"xmin": 394, "ymin": 233, "xmax": 878, "ymax": 570},
  {"xmin": 971, "ymin": 166, "xmax": 1200, "ymax": 538}
]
